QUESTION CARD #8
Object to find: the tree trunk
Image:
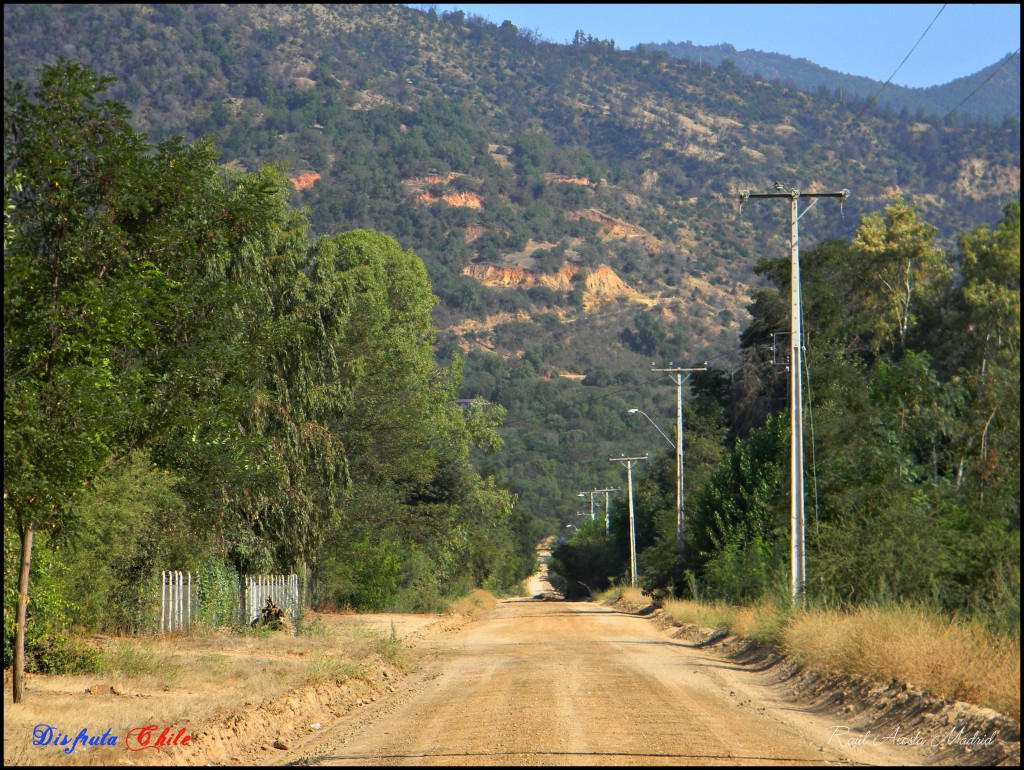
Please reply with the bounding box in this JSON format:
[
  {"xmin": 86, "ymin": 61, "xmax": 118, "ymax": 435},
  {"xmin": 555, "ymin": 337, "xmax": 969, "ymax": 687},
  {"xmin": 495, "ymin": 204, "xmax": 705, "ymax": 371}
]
[
  {"xmin": 309, "ymin": 559, "xmax": 321, "ymax": 610},
  {"xmin": 13, "ymin": 521, "xmax": 35, "ymax": 704},
  {"xmin": 299, "ymin": 559, "xmax": 308, "ymax": 614},
  {"xmin": 236, "ymin": 561, "xmax": 247, "ymax": 625}
]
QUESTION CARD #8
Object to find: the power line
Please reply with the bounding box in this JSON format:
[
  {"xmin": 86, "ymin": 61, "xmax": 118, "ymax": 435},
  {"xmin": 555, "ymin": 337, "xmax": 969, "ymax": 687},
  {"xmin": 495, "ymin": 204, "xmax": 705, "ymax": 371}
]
[
  {"xmin": 942, "ymin": 47, "xmax": 1021, "ymax": 121},
  {"xmin": 852, "ymin": 4, "xmax": 947, "ymax": 124}
]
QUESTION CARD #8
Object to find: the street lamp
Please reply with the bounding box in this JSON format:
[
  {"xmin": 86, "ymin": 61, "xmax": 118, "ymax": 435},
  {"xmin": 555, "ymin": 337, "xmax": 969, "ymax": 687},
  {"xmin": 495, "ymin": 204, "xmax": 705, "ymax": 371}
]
[
  {"xmin": 627, "ymin": 409, "xmax": 675, "ymax": 449},
  {"xmin": 577, "ymin": 491, "xmax": 595, "ymax": 520},
  {"xmin": 627, "ymin": 407, "xmax": 681, "ymax": 566}
]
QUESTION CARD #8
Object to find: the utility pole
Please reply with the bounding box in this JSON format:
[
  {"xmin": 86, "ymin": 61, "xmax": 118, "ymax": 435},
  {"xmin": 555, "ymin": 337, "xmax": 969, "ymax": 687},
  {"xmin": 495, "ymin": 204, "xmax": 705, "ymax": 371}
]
[
  {"xmin": 581, "ymin": 489, "xmax": 618, "ymax": 532},
  {"xmin": 650, "ymin": 361, "xmax": 708, "ymax": 559},
  {"xmin": 739, "ymin": 183, "xmax": 849, "ymax": 605},
  {"xmin": 610, "ymin": 455, "xmax": 647, "ymax": 587},
  {"xmin": 598, "ymin": 487, "xmax": 618, "ymax": 536}
]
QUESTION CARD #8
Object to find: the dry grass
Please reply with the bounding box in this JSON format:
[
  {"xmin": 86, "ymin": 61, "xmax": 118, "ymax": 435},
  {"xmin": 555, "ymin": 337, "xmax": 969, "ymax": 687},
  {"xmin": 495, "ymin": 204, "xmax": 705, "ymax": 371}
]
[
  {"xmin": 601, "ymin": 586, "xmax": 1019, "ymax": 721},
  {"xmin": 654, "ymin": 597, "xmax": 1019, "ymax": 721},
  {"xmin": 302, "ymin": 654, "xmax": 363, "ymax": 685},
  {"xmin": 2, "ymin": 616, "xmax": 412, "ymax": 766},
  {"xmin": 595, "ymin": 585, "xmax": 647, "ymax": 606},
  {"xmin": 4, "ymin": 682, "xmax": 156, "ymax": 766},
  {"xmin": 447, "ymin": 588, "xmax": 498, "ymax": 618},
  {"xmin": 730, "ymin": 603, "xmax": 788, "ymax": 646},
  {"xmin": 346, "ymin": 622, "xmax": 409, "ymax": 668},
  {"xmin": 661, "ymin": 597, "xmax": 739, "ymax": 632},
  {"xmin": 783, "ymin": 604, "xmax": 1020, "ymax": 721}
]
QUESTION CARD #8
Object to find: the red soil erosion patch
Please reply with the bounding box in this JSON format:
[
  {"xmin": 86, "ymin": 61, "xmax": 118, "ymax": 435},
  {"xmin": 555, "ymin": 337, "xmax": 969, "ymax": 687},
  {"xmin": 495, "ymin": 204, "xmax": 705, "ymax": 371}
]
[{"xmin": 289, "ymin": 172, "xmax": 321, "ymax": 191}]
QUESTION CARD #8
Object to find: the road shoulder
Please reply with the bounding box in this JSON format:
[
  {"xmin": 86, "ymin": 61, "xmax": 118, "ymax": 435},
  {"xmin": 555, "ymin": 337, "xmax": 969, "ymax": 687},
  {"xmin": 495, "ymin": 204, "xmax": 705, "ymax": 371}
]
[{"xmin": 607, "ymin": 596, "xmax": 1021, "ymax": 766}]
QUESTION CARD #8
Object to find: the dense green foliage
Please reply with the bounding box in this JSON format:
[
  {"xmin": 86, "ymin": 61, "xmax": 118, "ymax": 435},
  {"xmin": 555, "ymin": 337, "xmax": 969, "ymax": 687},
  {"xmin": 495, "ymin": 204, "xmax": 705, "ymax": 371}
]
[
  {"xmin": 4, "ymin": 62, "xmax": 534, "ymax": 672},
  {"xmin": 554, "ymin": 199, "xmax": 1020, "ymax": 634}
]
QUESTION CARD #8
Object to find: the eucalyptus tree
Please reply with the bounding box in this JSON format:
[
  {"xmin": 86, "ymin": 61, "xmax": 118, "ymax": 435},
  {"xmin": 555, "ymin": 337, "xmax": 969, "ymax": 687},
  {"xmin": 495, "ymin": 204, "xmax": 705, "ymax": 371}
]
[
  {"xmin": 951, "ymin": 201, "xmax": 1020, "ymax": 511},
  {"xmin": 307, "ymin": 230, "xmax": 524, "ymax": 605},
  {"xmin": 149, "ymin": 166, "xmax": 353, "ymax": 615},
  {"xmin": 313, "ymin": 229, "xmax": 443, "ymax": 494},
  {"xmin": 849, "ymin": 197, "xmax": 951, "ymax": 358},
  {"xmin": 308, "ymin": 230, "xmax": 463, "ymax": 597}
]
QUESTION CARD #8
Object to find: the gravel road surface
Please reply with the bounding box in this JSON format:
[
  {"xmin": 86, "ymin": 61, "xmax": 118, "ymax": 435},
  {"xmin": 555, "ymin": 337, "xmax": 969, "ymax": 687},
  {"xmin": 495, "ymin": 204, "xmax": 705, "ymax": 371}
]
[{"xmin": 288, "ymin": 597, "xmax": 926, "ymax": 766}]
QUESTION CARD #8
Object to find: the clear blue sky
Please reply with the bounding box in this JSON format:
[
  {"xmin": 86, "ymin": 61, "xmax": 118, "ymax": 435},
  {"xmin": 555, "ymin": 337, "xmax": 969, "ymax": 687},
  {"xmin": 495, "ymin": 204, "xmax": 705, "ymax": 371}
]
[{"xmin": 416, "ymin": 4, "xmax": 1020, "ymax": 89}]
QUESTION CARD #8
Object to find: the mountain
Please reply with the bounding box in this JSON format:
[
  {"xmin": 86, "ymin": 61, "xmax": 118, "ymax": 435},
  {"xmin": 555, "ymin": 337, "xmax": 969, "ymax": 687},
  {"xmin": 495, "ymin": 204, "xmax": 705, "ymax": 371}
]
[
  {"xmin": 4, "ymin": 3, "xmax": 1020, "ymax": 523},
  {"xmin": 639, "ymin": 40, "xmax": 1021, "ymax": 122}
]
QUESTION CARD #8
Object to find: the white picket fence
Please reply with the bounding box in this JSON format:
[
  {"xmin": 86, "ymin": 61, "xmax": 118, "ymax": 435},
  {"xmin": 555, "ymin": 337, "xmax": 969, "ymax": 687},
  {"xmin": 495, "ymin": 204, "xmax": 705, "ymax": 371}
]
[
  {"xmin": 244, "ymin": 573, "xmax": 300, "ymax": 624},
  {"xmin": 160, "ymin": 570, "xmax": 192, "ymax": 633}
]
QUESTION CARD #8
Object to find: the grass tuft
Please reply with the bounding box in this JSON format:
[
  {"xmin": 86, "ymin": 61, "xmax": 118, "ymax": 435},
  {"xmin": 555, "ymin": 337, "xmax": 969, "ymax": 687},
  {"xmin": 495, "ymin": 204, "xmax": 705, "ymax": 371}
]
[
  {"xmin": 595, "ymin": 585, "xmax": 651, "ymax": 607},
  {"xmin": 304, "ymin": 654, "xmax": 362, "ymax": 685},
  {"xmin": 346, "ymin": 624, "xmax": 408, "ymax": 668},
  {"xmin": 98, "ymin": 640, "xmax": 184, "ymax": 690},
  {"xmin": 448, "ymin": 588, "xmax": 498, "ymax": 617},
  {"xmin": 661, "ymin": 598, "xmax": 737, "ymax": 631},
  {"xmin": 297, "ymin": 615, "xmax": 332, "ymax": 638}
]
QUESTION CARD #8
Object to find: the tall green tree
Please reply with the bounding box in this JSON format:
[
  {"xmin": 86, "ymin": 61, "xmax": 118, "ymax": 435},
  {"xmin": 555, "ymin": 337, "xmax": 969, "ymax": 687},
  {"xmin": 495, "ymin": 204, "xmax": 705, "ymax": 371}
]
[
  {"xmin": 308, "ymin": 230, "xmax": 529, "ymax": 607},
  {"xmin": 311, "ymin": 229, "xmax": 454, "ymax": 604},
  {"xmin": 3, "ymin": 61, "xmax": 327, "ymax": 696},
  {"xmin": 951, "ymin": 201, "xmax": 1020, "ymax": 513},
  {"xmin": 849, "ymin": 197, "xmax": 951, "ymax": 357},
  {"xmin": 209, "ymin": 169, "xmax": 350, "ymax": 611},
  {"xmin": 311, "ymin": 230, "xmax": 442, "ymax": 494},
  {"xmin": 4, "ymin": 61, "xmax": 200, "ymax": 702}
]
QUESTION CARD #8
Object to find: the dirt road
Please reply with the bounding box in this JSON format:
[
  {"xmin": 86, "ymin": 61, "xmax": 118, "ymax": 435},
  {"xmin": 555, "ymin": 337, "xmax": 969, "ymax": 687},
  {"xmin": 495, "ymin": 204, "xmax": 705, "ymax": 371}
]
[{"xmin": 285, "ymin": 598, "xmax": 929, "ymax": 766}]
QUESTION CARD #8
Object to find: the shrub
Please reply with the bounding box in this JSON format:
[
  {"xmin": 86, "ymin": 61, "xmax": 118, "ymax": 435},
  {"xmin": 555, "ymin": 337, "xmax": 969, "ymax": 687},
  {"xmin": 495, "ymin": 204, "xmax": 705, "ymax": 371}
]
[{"xmin": 30, "ymin": 635, "xmax": 105, "ymax": 675}]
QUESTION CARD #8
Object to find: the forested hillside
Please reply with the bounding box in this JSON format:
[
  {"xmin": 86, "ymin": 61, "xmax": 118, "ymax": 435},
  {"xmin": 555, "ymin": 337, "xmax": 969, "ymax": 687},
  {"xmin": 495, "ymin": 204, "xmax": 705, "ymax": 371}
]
[
  {"xmin": 3, "ymin": 2, "xmax": 1018, "ymax": 530},
  {"xmin": 642, "ymin": 39, "xmax": 1021, "ymax": 122},
  {"xmin": 3, "ymin": 5, "xmax": 1019, "ymax": 684}
]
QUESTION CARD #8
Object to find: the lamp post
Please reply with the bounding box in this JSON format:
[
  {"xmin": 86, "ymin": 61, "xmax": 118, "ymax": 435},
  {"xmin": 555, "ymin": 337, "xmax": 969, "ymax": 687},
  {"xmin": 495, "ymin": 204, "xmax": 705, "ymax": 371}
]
[
  {"xmin": 627, "ymin": 408, "xmax": 674, "ymax": 449},
  {"xmin": 577, "ymin": 492, "xmax": 595, "ymax": 521},
  {"xmin": 626, "ymin": 407, "xmax": 678, "ymax": 562},
  {"xmin": 609, "ymin": 455, "xmax": 647, "ymax": 587}
]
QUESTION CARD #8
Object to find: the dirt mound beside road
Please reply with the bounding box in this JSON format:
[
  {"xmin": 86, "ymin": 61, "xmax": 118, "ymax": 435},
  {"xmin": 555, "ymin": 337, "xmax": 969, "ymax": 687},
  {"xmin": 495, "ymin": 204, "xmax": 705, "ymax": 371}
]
[{"xmin": 0, "ymin": 608, "xmax": 477, "ymax": 767}]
